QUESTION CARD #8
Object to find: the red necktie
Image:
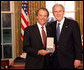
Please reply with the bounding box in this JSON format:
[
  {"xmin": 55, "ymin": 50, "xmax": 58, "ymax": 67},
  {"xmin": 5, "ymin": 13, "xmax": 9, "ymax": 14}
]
[{"xmin": 41, "ymin": 26, "xmax": 46, "ymax": 47}]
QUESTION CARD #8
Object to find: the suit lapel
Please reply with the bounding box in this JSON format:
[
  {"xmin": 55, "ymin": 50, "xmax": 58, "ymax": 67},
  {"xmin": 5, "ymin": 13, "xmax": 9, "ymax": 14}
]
[
  {"xmin": 59, "ymin": 18, "xmax": 69, "ymax": 42},
  {"xmin": 33, "ymin": 24, "xmax": 44, "ymax": 47}
]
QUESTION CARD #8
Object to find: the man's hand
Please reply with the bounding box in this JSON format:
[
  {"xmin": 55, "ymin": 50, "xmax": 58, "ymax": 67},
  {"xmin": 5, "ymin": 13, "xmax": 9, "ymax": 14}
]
[
  {"xmin": 38, "ymin": 49, "xmax": 50, "ymax": 56},
  {"xmin": 74, "ymin": 60, "xmax": 81, "ymax": 68}
]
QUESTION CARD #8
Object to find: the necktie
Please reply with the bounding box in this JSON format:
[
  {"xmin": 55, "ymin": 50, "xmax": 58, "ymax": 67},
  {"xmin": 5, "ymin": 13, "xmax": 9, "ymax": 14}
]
[
  {"xmin": 41, "ymin": 26, "xmax": 46, "ymax": 47},
  {"xmin": 57, "ymin": 23, "xmax": 60, "ymax": 42}
]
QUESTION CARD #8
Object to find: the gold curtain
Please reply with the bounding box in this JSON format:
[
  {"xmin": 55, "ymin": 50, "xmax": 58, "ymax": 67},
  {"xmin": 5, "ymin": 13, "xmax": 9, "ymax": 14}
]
[
  {"xmin": 14, "ymin": 1, "xmax": 22, "ymax": 57},
  {"xmin": 14, "ymin": 1, "xmax": 46, "ymax": 57},
  {"xmin": 29, "ymin": 1, "xmax": 46, "ymax": 25},
  {"xmin": 75, "ymin": 1, "xmax": 83, "ymax": 35}
]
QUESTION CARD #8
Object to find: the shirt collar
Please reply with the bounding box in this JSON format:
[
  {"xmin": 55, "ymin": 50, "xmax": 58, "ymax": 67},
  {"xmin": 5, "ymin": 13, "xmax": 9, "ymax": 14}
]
[
  {"xmin": 57, "ymin": 17, "xmax": 65, "ymax": 25},
  {"xmin": 37, "ymin": 22, "xmax": 46, "ymax": 29}
]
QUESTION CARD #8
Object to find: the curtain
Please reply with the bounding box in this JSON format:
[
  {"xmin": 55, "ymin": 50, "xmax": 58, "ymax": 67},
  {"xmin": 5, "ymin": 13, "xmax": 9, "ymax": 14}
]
[{"xmin": 75, "ymin": 1, "xmax": 83, "ymax": 35}]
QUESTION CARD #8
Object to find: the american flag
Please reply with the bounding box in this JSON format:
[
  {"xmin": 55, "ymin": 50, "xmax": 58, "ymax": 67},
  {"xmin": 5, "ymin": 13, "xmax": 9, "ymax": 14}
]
[{"xmin": 21, "ymin": 1, "xmax": 29, "ymax": 40}]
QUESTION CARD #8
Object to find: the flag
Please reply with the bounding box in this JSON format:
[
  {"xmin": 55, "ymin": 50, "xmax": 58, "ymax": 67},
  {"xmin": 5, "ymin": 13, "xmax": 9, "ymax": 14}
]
[{"xmin": 21, "ymin": 1, "xmax": 29, "ymax": 40}]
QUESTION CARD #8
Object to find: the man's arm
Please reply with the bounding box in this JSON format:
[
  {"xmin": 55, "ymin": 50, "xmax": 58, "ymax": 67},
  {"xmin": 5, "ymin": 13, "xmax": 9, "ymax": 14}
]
[
  {"xmin": 23, "ymin": 27, "xmax": 38, "ymax": 56},
  {"xmin": 73, "ymin": 21, "xmax": 82, "ymax": 60},
  {"xmin": 73, "ymin": 21, "xmax": 82, "ymax": 68}
]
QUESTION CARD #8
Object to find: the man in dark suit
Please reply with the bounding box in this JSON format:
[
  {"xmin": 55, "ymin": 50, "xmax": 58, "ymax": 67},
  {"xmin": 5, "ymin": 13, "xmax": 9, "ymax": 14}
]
[
  {"xmin": 48, "ymin": 4, "xmax": 82, "ymax": 69},
  {"xmin": 23, "ymin": 8, "xmax": 55, "ymax": 69}
]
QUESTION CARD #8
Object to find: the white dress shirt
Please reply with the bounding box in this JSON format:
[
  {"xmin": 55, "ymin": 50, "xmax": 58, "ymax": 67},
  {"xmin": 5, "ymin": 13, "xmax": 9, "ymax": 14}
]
[
  {"xmin": 56, "ymin": 17, "xmax": 65, "ymax": 33},
  {"xmin": 37, "ymin": 22, "xmax": 47, "ymax": 43}
]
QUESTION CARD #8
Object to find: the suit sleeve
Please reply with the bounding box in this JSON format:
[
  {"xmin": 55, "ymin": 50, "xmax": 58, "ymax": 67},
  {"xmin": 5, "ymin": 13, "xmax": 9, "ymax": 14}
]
[
  {"xmin": 73, "ymin": 21, "xmax": 82, "ymax": 60},
  {"xmin": 23, "ymin": 27, "xmax": 38, "ymax": 56},
  {"xmin": 46, "ymin": 23, "xmax": 53, "ymax": 37}
]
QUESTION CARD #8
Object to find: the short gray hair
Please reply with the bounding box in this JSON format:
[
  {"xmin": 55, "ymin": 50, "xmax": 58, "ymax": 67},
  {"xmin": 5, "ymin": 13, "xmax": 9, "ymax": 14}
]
[{"xmin": 52, "ymin": 4, "xmax": 65, "ymax": 12}]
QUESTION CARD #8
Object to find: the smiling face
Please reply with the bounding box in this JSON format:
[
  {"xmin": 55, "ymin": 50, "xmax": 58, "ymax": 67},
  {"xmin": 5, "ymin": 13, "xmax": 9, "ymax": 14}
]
[
  {"xmin": 36, "ymin": 9, "xmax": 48, "ymax": 26},
  {"xmin": 53, "ymin": 5, "xmax": 65, "ymax": 22}
]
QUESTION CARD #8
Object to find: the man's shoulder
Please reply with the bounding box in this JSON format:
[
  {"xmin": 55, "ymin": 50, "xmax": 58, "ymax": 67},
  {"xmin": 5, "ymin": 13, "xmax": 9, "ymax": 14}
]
[
  {"xmin": 50, "ymin": 21, "xmax": 57, "ymax": 24},
  {"xmin": 47, "ymin": 21, "xmax": 57, "ymax": 26},
  {"xmin": 65, "ymin": 17, "xmax": 79, "ymax": 27},
  {"xmin": 25, "ymin": 24, "xmax": 37, "ymax": 30},
  {"xmin": 65, "ymin": 17, "xmax": 77, "ymax": 23},
  {"xmin": 25, "ymin": 26, "xmax": 31, "ymax": 31}
]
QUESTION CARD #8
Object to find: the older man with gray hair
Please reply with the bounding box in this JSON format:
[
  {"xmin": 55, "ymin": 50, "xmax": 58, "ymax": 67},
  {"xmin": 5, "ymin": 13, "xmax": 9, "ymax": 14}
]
[{"xmin": 49, "ymin": 4, "xmax": 82, "ymax": 69}]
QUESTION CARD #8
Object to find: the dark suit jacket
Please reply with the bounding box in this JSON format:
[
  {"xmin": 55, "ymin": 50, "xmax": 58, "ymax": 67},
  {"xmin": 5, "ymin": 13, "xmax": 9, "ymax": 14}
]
[
  {"xmin": 48, "ymin": 17, "xmax": 82, "ymax": 69},
  {"xmin": 23, "ymin": 24, "xmax": 52, "ymax": 69}
]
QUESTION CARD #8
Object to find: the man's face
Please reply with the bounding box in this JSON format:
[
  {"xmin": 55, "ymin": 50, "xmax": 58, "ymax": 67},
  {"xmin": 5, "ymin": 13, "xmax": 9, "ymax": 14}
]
[
  {"xmin": 53, "ymin": 6, "xmax": 65, "ymax": 22},
  {"xmin": 37, "ymin": 9, "xmax": 48, "ymax": 26}
]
